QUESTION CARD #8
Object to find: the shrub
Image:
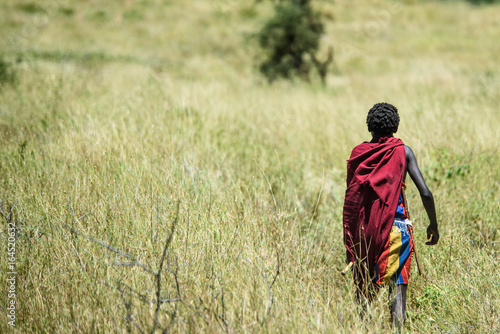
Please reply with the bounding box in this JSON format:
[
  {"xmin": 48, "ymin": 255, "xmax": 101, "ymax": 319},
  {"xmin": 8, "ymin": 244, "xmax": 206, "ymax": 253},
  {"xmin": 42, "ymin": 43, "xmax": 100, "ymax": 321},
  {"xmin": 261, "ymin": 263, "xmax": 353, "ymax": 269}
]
[{"xmin": 257, "ymin": 0, "xmax": 331, "ymax": 83}]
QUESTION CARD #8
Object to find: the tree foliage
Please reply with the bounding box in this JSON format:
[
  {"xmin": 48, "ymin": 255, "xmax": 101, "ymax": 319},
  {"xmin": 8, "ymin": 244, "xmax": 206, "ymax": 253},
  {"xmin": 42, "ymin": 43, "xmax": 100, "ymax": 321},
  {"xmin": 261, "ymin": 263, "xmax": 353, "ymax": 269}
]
[{"xmin": 257, "ymin": 0, "xmax": 326, "ymax": 83}]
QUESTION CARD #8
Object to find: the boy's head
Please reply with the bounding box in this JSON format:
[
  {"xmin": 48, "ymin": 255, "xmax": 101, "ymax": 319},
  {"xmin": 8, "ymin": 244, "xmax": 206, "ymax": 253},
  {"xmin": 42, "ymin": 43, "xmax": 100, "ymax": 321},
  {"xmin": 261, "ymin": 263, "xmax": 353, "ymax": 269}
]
[{"xmin": 366, "ymin": 102, "xmax": 399, "ymax": 136}]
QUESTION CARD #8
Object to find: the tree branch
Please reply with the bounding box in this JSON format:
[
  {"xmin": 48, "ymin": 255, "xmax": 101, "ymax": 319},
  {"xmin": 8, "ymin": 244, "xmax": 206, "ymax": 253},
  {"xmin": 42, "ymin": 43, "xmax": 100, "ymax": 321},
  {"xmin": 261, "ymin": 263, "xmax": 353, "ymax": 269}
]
[{"xmin": 152, "ymin": 200, "xmax": 180, "ymax": 333}]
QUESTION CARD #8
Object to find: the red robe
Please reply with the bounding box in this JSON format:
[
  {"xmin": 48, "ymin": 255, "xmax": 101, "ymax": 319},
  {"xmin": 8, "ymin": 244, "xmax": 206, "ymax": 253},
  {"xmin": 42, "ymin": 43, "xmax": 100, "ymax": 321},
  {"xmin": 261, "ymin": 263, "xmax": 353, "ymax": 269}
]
[{"xmin": 343, "ymin": 136, "xmax": 406, "ymax": 279}]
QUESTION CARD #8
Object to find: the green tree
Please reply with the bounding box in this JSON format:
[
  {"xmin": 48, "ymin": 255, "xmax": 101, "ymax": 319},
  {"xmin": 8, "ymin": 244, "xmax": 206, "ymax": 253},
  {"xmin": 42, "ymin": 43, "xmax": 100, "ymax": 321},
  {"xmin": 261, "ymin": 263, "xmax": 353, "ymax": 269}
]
[{"xmin": 258, "ymin": 0, "xmax": 332, "ymax": 84}]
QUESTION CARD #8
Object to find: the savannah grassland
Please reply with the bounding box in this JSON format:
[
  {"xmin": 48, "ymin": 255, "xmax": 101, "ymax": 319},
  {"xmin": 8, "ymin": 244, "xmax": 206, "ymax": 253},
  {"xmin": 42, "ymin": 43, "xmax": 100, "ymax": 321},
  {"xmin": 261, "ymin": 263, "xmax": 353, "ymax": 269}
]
[{"xmin": 1, "ymin": 0, "xmax": 499, "ymax": 333}]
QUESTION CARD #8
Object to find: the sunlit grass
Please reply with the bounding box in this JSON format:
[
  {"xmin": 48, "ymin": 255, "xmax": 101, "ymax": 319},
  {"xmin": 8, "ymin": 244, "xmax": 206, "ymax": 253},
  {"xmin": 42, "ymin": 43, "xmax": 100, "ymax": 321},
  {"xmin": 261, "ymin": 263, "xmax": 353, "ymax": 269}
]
[{"xmin": 1, "ymin": 0, "xmax": 499, "ymax": 332}]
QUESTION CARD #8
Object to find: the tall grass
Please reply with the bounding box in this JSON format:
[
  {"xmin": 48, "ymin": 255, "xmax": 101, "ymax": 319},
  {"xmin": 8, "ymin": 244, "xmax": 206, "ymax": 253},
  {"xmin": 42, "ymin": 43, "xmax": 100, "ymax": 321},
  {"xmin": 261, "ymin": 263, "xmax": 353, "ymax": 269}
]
[{"xmin": 1, "ymin": 0, "xmax": 499, "ymax": 332}]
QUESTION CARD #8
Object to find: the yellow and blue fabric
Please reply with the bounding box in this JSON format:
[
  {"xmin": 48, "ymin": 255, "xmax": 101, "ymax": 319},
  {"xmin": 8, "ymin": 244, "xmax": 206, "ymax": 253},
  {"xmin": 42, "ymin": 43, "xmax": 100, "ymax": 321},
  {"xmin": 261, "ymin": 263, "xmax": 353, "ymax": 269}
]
[{"xmin": 373, "ymin": 195, "xmax": 414, "ymax": 285}]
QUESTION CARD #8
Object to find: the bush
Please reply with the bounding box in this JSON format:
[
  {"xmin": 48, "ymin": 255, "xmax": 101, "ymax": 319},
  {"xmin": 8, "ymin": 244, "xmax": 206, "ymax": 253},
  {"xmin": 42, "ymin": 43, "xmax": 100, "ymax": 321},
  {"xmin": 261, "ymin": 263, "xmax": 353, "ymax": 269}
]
[{"xmin": 257, "ymin": 0, "xmax": 327, "ymax": 83}]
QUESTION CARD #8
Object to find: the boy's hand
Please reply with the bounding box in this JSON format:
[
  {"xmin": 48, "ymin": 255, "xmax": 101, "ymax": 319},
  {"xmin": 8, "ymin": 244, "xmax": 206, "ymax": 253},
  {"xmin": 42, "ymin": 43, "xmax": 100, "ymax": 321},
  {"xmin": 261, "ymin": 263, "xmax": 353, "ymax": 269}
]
[{"xmin": 425, "ymin": 225, "xmax": 439, "ymax": 245}]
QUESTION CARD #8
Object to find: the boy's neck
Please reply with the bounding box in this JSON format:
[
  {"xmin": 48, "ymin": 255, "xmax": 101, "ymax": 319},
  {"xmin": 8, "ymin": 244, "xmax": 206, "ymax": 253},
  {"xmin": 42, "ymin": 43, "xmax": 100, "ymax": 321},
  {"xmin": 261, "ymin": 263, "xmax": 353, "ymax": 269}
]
[{"xmin": 370, "ymin": 133, "xmax": 394, "ymax": 143}]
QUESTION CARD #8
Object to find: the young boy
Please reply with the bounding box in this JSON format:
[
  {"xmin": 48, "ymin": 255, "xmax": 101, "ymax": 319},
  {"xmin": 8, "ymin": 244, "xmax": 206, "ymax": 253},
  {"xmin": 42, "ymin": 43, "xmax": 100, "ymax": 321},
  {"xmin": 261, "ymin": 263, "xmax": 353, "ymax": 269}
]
[{"xmin": 342, "ymin": 102, "xmax": 439, "ymax": 329}]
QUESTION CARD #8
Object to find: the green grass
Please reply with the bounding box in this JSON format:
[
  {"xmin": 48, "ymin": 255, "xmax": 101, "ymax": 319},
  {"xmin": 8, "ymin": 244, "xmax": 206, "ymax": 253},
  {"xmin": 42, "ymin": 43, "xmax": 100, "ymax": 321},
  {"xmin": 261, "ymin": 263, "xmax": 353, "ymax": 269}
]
[{"xmin": 1, "ymin": 0, "xmax": 499, "ymax": 332}]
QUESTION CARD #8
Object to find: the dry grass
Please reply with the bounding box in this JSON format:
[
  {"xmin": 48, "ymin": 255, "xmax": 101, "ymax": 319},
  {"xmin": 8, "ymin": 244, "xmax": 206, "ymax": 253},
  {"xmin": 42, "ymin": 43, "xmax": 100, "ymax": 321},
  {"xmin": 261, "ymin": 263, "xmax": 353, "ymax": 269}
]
[{"xmin": 1, "ymin": 0, "xmax": 499, "ymax": 332}]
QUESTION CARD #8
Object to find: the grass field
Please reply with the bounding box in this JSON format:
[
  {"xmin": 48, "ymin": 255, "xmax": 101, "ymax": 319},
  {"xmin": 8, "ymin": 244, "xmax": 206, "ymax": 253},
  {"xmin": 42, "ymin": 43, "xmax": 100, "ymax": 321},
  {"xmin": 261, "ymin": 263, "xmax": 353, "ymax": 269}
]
[{"xmin": 1, "ymin": 0, "xmax": 499, "ymax": 332}]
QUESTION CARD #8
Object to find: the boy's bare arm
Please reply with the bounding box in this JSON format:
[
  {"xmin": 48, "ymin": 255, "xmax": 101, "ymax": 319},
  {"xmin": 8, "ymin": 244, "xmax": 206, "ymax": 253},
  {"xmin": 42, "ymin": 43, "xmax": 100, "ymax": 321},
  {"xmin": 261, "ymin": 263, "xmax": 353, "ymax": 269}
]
[{"xmin": 404, "ymin": 145, "xmax": 439, "ymax": 245}]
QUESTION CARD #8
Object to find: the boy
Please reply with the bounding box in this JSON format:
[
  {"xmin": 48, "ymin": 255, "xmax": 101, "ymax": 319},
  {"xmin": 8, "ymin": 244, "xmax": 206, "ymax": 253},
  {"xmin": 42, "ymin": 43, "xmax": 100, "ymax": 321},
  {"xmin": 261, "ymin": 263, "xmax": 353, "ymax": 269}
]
[{"xmin": 342, "ymin": 102, "xmax": 439, "ymax": 329}]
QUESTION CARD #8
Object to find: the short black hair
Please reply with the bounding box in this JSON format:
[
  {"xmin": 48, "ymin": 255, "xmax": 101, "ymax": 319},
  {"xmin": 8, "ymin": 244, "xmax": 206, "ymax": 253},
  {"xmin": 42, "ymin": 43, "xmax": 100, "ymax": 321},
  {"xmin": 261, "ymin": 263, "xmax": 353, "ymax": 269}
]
[{"xmin": 366, "ymin": 102, "xmax": 399, "ymax": 135}]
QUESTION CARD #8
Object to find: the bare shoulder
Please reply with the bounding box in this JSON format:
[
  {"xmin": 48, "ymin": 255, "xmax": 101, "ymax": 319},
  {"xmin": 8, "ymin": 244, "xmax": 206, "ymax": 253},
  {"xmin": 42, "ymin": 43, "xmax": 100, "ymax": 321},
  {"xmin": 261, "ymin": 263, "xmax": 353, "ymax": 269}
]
[{"xmin": 404, "ymin": 145, "xmax": 416, "ymax": 161}]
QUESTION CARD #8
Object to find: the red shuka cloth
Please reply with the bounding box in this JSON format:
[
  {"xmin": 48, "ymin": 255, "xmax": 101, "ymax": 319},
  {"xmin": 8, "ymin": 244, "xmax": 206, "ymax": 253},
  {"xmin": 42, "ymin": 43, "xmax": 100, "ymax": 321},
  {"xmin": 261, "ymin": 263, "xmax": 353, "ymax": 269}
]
[{"xmin": 343, "ymin": 136, "xmax": 406, "ymax": 277}]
